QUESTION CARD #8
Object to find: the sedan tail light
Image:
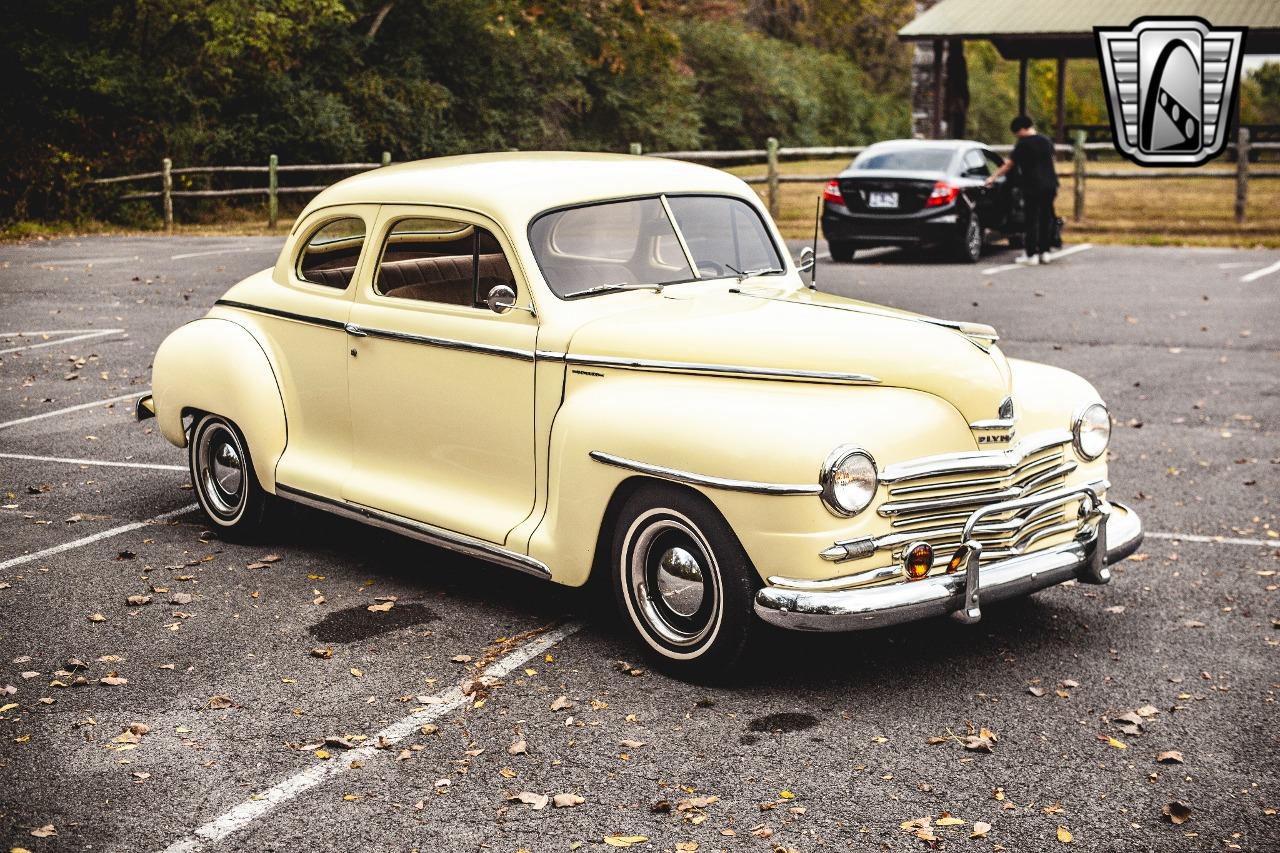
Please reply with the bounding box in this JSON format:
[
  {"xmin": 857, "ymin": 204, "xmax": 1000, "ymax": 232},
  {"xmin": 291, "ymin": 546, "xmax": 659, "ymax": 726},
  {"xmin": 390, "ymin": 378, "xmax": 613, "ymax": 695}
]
[
  {"xmin": 822, "ymin": 179, "xmax": 846, "ymax": 206},
  {"xmin": 925, "ymin": 181, "xmax": 960, "ymax": 207}
]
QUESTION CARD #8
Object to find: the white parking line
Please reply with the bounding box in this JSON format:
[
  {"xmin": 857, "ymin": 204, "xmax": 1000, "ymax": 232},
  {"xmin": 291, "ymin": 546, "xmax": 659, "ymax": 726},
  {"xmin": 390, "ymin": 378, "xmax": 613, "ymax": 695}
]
[
  {"xmin": 0, "ymin": 328, "xmax": 124, "ymax": 356},
  {"xmin": 34, "ymin": 257, "xmax": 135, "ymax": 267},
  {"xmin": 0, "ymin": 452, "xmax": 185, "ymax": 472},
  {"xmin": 0, "ymin": 391, "xmax": 146, "ymax": 431},
  {"xmin": 1240, "ymin": 259, "xmax": 1280, "ymax": 283},
  {"xmin": 1146, "ymin": 531, "xmax": 1278, "ymax": 548},
  {"xmin": 982, "ymin": 243, "xmax": 1094, "ymax": 275},
  {"xmin": 0, "ymin": 503, "xmax": 197, "ymax": 572},
  {"xmin": 157, "ymin": 620, "xmax": 584, "ymax": 853},
  {"xmin": 170, "ymin": 247, "xmax": 260, "ymax": 261}
]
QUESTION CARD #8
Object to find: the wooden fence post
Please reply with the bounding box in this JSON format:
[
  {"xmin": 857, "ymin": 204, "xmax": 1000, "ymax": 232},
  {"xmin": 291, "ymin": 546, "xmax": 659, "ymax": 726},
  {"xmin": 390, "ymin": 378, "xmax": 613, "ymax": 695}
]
[
  {"xmin": 381, "ymin": 150, "xmax": 391, "ymax": 167},
  {"xmin": 1235, "ymin": 127, "xmax": 1249, "ymax": 224},
  {"xmin": 268, "ymin": 154, "xmax": 278, "ymax": 229},
  {"xmin": 162, "ymin": 157, "xmax": 173, "ymax": 233},
  {"xmin": 1072, "ymin": 130, "xmax": 1086, "ymax": 222},
  {"xmin": 629, "ymin": 142, "xmax": 642, "ymax": 156},
  {"xmin": 766, "ymin": 137, "xmax": 779, "ymax": 219}
]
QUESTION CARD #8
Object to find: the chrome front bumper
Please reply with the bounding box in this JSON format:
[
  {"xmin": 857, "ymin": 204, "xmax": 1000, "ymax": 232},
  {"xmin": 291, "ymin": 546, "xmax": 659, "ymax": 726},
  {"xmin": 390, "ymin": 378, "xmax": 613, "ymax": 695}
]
[{"xmin": 754, "ymin": 489, "xmax": 1143, "ymax": 632}]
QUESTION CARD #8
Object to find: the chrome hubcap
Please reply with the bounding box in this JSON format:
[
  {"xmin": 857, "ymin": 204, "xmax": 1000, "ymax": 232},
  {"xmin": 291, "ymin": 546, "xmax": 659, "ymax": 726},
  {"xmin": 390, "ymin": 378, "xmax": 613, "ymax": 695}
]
[
  {"xmin": 655, "ymin": 546, "xmax": 705, "ymax": 618},
  {"xmin": 197, "ymin": 422, "xmax": 245, "ymax": 519},
  {"xmin": 625, "ymin": 514, "xmax": 720, "ymax": 649}
]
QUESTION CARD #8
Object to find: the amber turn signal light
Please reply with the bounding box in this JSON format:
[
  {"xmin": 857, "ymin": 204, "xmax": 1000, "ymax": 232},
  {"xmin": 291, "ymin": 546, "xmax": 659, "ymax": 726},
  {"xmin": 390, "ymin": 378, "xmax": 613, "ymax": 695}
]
[
  {"xmin": 947, "ymin": 548, "xmax": 966, "ymax": 574},
  {"xmin": 904, "ymin": 542, "xmax": 934, "ymax": 580}
]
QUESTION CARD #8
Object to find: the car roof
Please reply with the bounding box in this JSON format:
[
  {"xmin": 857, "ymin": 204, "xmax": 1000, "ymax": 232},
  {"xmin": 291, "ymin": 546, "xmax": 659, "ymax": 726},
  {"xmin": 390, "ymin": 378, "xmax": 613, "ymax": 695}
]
[
  {"xmin": 298, "ymin": 152, "xmax": 758, "ymax": 226},
  {"xmin": 861, "ymin": 139, "xmax": 988, "ymax": 151}
]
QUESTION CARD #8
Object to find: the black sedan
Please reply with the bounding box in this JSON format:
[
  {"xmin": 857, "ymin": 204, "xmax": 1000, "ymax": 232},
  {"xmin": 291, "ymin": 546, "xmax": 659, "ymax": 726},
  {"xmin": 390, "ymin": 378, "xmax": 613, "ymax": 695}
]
[{"xmin": 821, "ymin": 140, "xmax": 1023, "ymax": 263}]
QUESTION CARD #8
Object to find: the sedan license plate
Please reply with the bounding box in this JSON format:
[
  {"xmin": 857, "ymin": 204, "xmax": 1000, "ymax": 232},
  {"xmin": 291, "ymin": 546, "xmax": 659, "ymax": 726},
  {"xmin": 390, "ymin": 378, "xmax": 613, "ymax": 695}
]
[{"xmin": 867, "ymin": 191, "xmax": 898, "ymax": 209}]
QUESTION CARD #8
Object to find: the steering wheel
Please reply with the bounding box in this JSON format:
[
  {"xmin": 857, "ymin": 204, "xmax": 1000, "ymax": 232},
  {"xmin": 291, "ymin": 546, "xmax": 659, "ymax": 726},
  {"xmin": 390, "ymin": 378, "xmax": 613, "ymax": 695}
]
[{"xmin": 696, "ymin": 261, "xmax": 725, "ymax": 277}]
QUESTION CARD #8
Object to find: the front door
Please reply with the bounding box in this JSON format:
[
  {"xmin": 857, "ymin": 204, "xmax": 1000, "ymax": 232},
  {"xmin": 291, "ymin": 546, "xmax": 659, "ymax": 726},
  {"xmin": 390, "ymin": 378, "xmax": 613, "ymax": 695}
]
[{"xmin": 343, "ymin": 206, "xmax": 539, "ymax": 545}]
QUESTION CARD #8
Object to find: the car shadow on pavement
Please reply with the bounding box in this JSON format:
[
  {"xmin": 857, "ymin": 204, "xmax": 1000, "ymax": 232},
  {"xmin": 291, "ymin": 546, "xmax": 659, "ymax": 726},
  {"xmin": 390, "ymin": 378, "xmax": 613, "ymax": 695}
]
[{"xmin": 246, "ymin": 502, "xmax": 1104, "ymax": 696}]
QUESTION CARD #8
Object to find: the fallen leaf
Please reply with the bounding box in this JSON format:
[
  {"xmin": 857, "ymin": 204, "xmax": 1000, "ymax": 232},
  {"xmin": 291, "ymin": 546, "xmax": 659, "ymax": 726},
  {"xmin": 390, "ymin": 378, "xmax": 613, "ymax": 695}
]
[
  {"xmin": 314, "ymin": 749, "xmax": 331, "ymax": 760},
  {"xmin": 29, "ymin": 825, "xmax": 57, "ymax": 838},
  {"xmin": 603, "ymin": 836, "xmax": 648, "ymax": 848},
  {"xmin": 310, "ymin": 647, "xmax": 333, "ymax": 659},
  {"xmin": 451, "ymin": 655, "xmax": 472, "ymax": 663},
  {"xmin": 971, "ymin": 821, "xmax": 992, "ymax": 839},
  {"xmin": 936, "ymin": 815, "xmax": 965, "ymax": 827},
  {"xmin": 549, "ymin": 695, "xmax": 574, "ymax": 711},
  {"xmin": 207, "ymin": 695, "xmax": 233, "ymax": 709},
  {"xmin": 1028, "ymin": 686, "xmax": 1046, "ymax": 697},
  {"xmin": 512, "ymin": 791, "xmax": 549, "ymax": 810},
  {"xmin": 366, "ymin": 601, "xmax": 394, "ymax": 613},
  {"xmin": 88, "ymin": 613, "xmax": 107, "ymax": 623},
  {"xmin": 620, "ymin": 739, "xmax": 645, "ymax": 749},
  {"xmin": 508, "ymin": 739, "xmax": 528, "ymax": 755},
  {"xmin": 1136, "ymin": 704, "xmax": 1160, "ymax": 718},
  {"xmin": 1057, "ymin": 825, "xmax": 1073, "ymax": 843},
  {"xmin": 962, "ymin": 734, "xmax": 995, "ymax": 752},
  {"xmin": 1162, "ymin": 801, "xmax": 1192, "ymax": 825},
  {"xmin": 676, "ymin": 843, "xmax": 698, "ymax": 852},
  {"xmin": 349, "ymin": 668, "xmax": 363, "ymax": 678},
  {"xmin": 126, "ymin": 595, "xmax": 151, "ymax": 606},
  {"xmin": 99, "ymin": 676, "xmax": 127, "ymax": 686},
  {"xmin": 1156, "ymin": 750, "xmax": 1184, "ymax": 764},
  {"xmin": 553, "ymin": 793, "xmax": 584, "ymax": 808},
  {"xmin": 171, "ymin": 592, "xmax": 193, "ymax": 605}
]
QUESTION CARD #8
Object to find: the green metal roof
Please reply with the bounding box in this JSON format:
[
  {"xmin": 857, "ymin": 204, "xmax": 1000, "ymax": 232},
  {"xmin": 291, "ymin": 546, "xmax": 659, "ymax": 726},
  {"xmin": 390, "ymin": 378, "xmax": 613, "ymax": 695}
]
[{"xmin": 900, "ymin": 0, "xmax": 1280, "ymax": 40}]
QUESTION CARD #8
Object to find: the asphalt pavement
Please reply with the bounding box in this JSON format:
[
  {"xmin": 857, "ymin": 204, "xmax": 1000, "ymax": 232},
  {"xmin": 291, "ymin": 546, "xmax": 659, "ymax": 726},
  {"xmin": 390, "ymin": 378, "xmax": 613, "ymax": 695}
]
[{"xmin": 0, "ymin": 235, "xmax": 1277, "ymax": 852}]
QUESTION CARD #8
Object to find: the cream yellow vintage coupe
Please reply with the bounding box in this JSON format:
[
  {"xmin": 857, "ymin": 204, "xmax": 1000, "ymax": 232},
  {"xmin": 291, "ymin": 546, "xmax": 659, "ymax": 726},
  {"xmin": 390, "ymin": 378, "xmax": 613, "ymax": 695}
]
[{"xmin": 138, "ymin": 152, "xmax": 1142, "ymax": 676}]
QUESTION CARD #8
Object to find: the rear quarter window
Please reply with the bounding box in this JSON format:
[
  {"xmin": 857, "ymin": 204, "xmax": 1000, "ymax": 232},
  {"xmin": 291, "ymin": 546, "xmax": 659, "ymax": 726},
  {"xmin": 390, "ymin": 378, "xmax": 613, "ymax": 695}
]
[{"xmin": 297, "ymin": 217, "xmax": 366, "ymax": 289}]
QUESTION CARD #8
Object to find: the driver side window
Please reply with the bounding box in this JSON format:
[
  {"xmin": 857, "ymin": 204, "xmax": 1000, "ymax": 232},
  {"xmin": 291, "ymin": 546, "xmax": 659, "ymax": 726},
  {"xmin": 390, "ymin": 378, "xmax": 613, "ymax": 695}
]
[{"xmin": 375, "ymin": 217, "xmax": 516, "ymax": 308}]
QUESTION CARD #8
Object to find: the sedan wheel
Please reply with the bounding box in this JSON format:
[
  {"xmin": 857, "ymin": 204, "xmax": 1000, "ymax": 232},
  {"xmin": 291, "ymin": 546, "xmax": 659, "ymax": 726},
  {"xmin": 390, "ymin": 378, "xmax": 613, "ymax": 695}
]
[
  {"xmin": 957, "ymin": 213, "xmax": 982, "ymax": 263},
  {"xmin": 612, "ymin": 484, "xmax": 760, "ymax": 678},
  {"xmin": 189, "ymin": 413, "xmax": 271, "ymax": 537}
]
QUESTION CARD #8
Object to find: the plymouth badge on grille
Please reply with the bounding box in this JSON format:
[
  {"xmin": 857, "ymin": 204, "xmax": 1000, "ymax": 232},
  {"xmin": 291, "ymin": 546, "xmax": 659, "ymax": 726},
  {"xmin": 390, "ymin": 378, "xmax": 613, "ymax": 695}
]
[{"xmin": 1095, "ymin": 17, "xmax": 1246, "ymax": 167}]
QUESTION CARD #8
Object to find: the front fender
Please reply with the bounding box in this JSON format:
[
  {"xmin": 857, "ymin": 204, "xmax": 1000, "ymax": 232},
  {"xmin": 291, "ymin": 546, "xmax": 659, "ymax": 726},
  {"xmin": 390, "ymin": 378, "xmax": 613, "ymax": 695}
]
[
  {"xmin": 151, "ymin": 318, "xmax": 287, "ymax": 493},
  {"xmin": 529, "ymin": 370, "xmax": 975, "ymax": 586}
]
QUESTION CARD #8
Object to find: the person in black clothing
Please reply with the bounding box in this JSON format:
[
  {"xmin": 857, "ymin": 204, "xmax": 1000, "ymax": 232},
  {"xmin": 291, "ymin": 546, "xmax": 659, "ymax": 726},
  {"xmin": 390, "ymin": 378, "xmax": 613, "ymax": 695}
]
[{"xmin": 986, "ymin": 115, "xmax": 1059, "ymax": 264}]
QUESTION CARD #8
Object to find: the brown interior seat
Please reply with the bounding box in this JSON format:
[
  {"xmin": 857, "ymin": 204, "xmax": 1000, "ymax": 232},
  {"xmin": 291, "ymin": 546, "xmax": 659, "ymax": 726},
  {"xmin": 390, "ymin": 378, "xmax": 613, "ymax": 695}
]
[
  {"xmin": 381, "ymin": 253, "xmax": 514, "ymax": 306},
  {"xmin": 302, "ymin": 266, "xmax": 355, "ymax": 289}
]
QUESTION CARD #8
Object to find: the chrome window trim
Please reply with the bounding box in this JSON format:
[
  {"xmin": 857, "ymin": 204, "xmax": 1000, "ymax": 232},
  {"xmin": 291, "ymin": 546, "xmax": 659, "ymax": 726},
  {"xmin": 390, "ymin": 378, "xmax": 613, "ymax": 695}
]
[
  {"xmin": 275, "ymin": 483, "xmax": 551, "ymax": 580},
  {"xmin": 880, "ymin": 428, "xmax": 1072, "ymax": 483},
  {"xmin": 1071, "ymin": 401, "xmax": 1110, "ymax": 461},
  {"xmin": 589, "ymin": 451, "xmax": 820, "ymax": 496}
]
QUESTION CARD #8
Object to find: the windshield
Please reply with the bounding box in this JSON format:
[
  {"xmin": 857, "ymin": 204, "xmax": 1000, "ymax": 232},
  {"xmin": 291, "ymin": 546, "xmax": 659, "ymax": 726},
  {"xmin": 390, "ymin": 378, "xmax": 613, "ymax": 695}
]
[
  {"xmin": 851, "ymin": 147, "xmax": 955, "ymax": 172},
  {"xmin": 529, "ymin": 194, "xmax": 783, "ymax": 299}
]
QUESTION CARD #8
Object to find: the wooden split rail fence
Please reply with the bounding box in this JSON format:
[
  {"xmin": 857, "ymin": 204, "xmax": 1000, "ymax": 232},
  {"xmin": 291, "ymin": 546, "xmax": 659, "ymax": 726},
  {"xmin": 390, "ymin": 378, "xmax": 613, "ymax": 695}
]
[{"xmin": 94, "ymin": 131, "xmax": 1279, "ymax": 231}]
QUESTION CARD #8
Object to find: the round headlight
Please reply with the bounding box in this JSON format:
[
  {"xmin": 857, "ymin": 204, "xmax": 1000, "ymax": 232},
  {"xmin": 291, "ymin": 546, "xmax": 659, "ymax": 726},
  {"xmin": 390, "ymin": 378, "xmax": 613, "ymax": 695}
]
[
  {"xmin": 820, "ymin": 446, "xmax": 878, "ymax": 517},
  {"xmin": 1072, "ymin": 402, "xmax": 1111, "ymax": 460}
]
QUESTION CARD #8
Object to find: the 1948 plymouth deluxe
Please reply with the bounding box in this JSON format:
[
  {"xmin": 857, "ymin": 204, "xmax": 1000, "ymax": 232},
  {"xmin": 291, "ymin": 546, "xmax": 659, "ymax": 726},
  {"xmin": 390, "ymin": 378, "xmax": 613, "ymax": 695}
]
[{"xmin": 137, "ymin": 152, "xmax": 1142, "ymax": 676}]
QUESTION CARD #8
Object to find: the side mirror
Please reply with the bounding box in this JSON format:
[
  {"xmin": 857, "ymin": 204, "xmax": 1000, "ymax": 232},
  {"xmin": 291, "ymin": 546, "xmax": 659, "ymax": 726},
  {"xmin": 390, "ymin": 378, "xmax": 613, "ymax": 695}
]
[
  {"xmin": 797, "ymin": 246, "xmax": 815, "ymax": 274},
  {"xmin": 486, "ymin": 284, "xmax": 517, "ymax": 315}
]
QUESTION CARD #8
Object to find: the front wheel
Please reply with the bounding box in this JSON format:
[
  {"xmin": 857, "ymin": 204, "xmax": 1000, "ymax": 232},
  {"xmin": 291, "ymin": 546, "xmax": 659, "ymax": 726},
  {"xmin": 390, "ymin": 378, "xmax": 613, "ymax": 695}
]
[
  {"xmin": 189, "ymin": 413, "xmax": 271, "ymax": 539},
  {"xmin": 955, "ymin": 212, "xmax": 982, "ymax": 263},
  {"xmin": 611, "ymin": 483, "xmax": 761, "ymax": 680}
]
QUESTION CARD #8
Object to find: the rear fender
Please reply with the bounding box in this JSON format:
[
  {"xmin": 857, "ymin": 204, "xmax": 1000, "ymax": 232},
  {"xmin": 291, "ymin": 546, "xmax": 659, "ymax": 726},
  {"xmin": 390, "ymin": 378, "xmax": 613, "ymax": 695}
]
[{"xmin": 151, "ymin": 318, "xmax": 287, "ymax": 493}]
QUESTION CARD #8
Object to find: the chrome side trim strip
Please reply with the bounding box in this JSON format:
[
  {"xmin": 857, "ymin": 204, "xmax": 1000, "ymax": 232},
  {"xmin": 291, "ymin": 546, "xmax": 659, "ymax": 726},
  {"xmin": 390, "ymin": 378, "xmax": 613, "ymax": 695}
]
[
  {"xmin": 351, "ymin": 324, "xmax": 537, "ymax": 362},
  {"xmin": 880, "ymin": 429, "xmax": 1073, "ymax": 483},
  {"xmin": 274, "ymin": 483, "xmax": 552, "ymax": 580},
  {"xmin": 566, "ymin": 354, "xmax": 879, "ymax": 385},
  {"xmin": 215, "ymin": 299, "xmax": 348, "ymax": 330},
  {"xmin": 589, "ymin": 451, "xmax": 821, "ymax": 496},
  {"xmin": 968, "ymin": 418, "xmax": 1016, "ymax": 431}
]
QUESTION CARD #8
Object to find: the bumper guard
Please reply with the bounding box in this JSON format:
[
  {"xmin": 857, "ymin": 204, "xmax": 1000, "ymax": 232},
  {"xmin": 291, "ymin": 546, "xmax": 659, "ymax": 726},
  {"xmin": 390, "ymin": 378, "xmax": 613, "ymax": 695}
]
[{"xmin": 754, "ymin": 486, "xmax": 1143, "ymax": 632}]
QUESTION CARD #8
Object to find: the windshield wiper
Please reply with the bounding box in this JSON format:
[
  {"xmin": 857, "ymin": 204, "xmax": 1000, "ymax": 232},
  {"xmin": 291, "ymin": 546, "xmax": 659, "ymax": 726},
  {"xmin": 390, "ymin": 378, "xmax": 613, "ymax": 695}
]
[
  {"xmin": 563, "ymin": 281, "xmax": 665, "ymax": 298},
  {"xmin": 725, "ymin": 264, "xmax": 784, "ymax": 282}
]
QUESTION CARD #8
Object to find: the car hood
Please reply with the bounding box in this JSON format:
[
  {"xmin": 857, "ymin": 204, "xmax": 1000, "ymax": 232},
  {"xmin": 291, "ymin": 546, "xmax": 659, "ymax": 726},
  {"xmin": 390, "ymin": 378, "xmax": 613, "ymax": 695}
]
[{"xmin": 565, "ymin": 285, "xmax": 1013, "ymax": 425}]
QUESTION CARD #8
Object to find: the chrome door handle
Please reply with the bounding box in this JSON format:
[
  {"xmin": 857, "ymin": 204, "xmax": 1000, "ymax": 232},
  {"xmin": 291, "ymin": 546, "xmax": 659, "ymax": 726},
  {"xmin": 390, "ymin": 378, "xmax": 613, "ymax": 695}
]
[{"xmin": 344, "ymin": 323, "xmax": 368, "ymax": 337}]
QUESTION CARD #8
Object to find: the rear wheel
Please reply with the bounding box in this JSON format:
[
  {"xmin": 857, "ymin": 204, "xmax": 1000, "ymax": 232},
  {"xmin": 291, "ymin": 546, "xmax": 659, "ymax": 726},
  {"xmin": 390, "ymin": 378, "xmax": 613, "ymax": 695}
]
[
  {"xmin": 611, "ymin": 483, "xmax": 761, "ymax": 680},
  {"xmin": 955, "ymin": 212, "xmax": 982, "ymax": 263},
  {"xmin": 189, "ymin": 413, "xmax": 271, "ymax": 539},
  {"xmin": 828, "ymin": 240, "xmax": 856, "ymax": 263}
]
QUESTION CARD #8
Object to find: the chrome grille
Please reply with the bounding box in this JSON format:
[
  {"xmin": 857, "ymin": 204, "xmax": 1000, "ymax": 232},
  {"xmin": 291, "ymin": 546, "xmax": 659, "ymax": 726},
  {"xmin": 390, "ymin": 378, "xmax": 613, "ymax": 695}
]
[{"xmin": 876, "ymin": 431, "xmax": 1081, "ymax": 564}]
